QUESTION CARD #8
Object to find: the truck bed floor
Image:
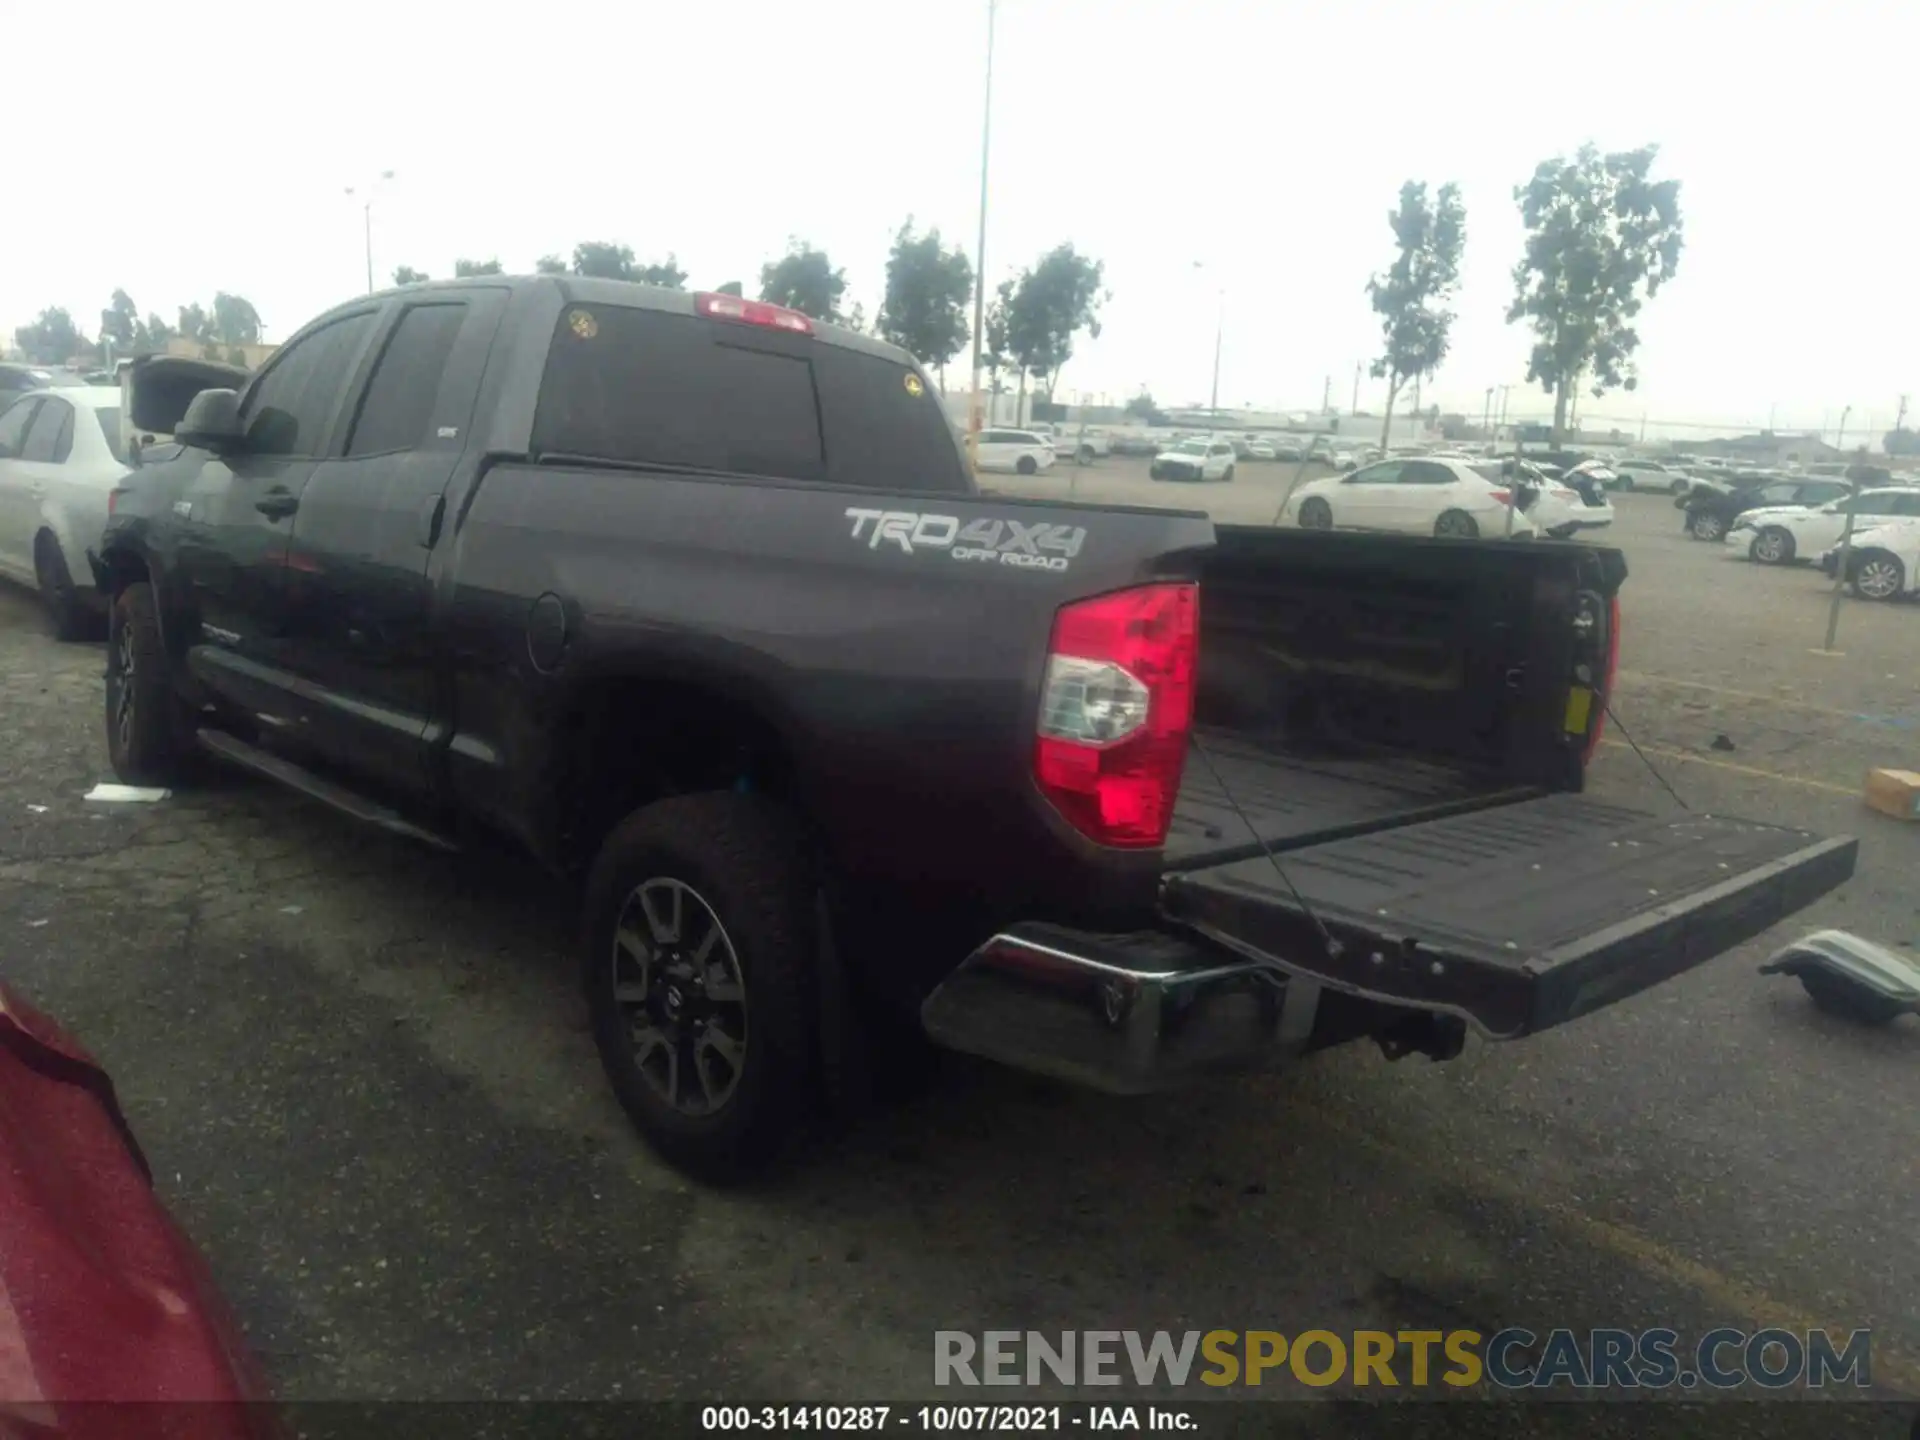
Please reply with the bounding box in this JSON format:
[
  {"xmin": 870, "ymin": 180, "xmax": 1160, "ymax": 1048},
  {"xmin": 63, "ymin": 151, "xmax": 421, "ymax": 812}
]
[{"xmin": 1165, "ymin": 730, "xmax": 1536, "ymax": 870}]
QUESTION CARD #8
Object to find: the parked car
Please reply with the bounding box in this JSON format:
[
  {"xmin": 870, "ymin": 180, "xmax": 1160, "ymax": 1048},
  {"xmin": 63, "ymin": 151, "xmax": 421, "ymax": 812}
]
[
  {"xmin": 1246, "ymin": 441, "xmax": 1277, "ymax": 461},
  {"xmin": 1270, "ymin": 440, "xmax": 1305, "ymax": 461},
  {"xmin": 1820, "ymin": 517, "xmax": 1920, "ymax": 600},
  {"xmin": 1280, "ymin": 456, "xmax": 1540, "ymax": 538},
  {"xmin": 1150, "ymin": 436, "xmax": 1236, "ymax": 482},
  {"xmin": 0, "ymin": 980, "xmax": 276, "ymax": 1420},
  {"xmin": 1726, "ymin": 484, "xmax": 1920, "ymax": 559},
  {"xmin": 1609, "ymin": 457, "xmax": 1678, "ymax": 492},
  {"xmin": 1528, "ymin": 460, "xmax": 1616, "ymax": 537},
  {"xmin": 1050, "ymin": 425, "xmax": 1112, "ymax": 464},
  {"xmin": 0, "ymin": 361, "xmax": 55, "ymax": 401},
  {"xmin": 976, "ymin": 427, "xmax": 1057, "ymax": 475},
  {"xmin": 1679, "ymin": 473, "xmax": 1829, "ymax": 541},
  {"xmin": 1328, "ymin": 448, "xmax": 1355, "ymax": 471},
  {"xmin": 93, "ymin": 276, "xmax": 1855, "ymax": 1179},
  {"xmin": 0, "ymin": 386, "xmax": 129, "ymax": 637}
]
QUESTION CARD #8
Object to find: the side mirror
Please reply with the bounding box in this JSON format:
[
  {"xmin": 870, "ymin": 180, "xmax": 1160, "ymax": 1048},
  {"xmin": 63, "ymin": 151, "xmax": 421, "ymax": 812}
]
[{"xmin": 175, "ymin": 388, "xmax": 247, "ymax": 452}]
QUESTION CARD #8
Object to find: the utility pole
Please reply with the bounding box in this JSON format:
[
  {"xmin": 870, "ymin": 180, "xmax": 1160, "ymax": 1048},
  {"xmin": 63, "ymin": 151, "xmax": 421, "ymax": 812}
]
[
  {"xmin": 1321, "ymin": 374, "xmax": 1331, "ymax": 413},
  {"xmin": 964, "ymin": 0, "xmax": 998, "ymax": 475},
  {"xmin": 1411, "ymin": 375, "xmax": 1422, "ymax": 434},
  {"xmin": 1352, "ymin": 362, "xmax": 1362, "ymax": 415},
  {"xmin": 1896, "ymin": 394, "xmax": 1911, "ymax": 438},
  {"xmin": 1639, "ymin": 412, "xmax": 1648, "ymax": 444},
  {"xmin": 1482, "ymin": 387, "xmax": 1493, "ymax": 440},
  {"xmin": 344, "ymin": 169, "xmax": 397, "ymax": 295},
  {"xmin": 1836, "ymin": 404, "xmax": 1852, "ymax": 454}
]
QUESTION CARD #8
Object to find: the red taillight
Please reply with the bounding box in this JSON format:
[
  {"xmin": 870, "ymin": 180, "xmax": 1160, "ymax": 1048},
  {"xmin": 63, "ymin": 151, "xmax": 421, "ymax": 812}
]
[
  {"xmin": 694, "ymin": 291, "xmax": 813, "ymax": 335},
  {"xmin": 107, "ymin": 487, "xmax": 125, "ymax": 516},
  {"xmin": 1487, "ymin": 488, "xmax": 1512, "ymax": 505},
  {"xmin": 1033, "ymin": 582, "xmax": 1199, "ymax": 848},
  {"xmin": 1583, "ymin": 594, "xmax": 1622, "ymax": 762}
]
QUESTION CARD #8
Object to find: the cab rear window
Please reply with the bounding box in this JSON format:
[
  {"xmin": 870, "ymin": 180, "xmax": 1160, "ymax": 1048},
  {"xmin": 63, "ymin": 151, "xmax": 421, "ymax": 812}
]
[{"xmin": 531, "ymin": 304, "xmax": 968, "ymax": 493}]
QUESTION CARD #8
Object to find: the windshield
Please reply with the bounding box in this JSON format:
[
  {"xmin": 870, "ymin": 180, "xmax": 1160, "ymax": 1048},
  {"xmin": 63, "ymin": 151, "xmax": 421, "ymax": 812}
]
[{"xmin": 1174, "ymin": 440, "xmax": 1208, "ymax": 455}]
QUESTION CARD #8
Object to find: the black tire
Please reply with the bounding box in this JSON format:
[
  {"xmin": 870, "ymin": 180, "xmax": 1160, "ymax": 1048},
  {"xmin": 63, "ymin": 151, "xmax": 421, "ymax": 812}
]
[
  {"xmin": 34, "ymin": 532, "xmax": 94, "ymax": 642},
  {"xmin": 1222, "ymin": 465, "xmax": 1235, "ymax": 483},
  {"xmin": 1669, "ymin": 478, "xmax": 1690, "ymax": 497},
  {"xmin": 583, "ymin": 792, "xmax": 820, "ymax": 1181},
  {"xmin": 1076, "ymin": 445, "xmax": 1094, "ymax": 465},
  {"xmin": 1690, "ymin": 510, "xmax": 1727, "ymax": 542},
  {"xmin": 104, "ymin": 581, "xmax": 193, "ymax": 785},
  {"xmin": 1617, "ymin": 476, "xmax": 1635, "ymax": 492},
  {"xmin": 1149, "ymin": 465, "xmax": 1165, "ymax": 482},
  {"xmin": 1800, "ymin": 971, "xmax": 1906, "ymax": 1027},
  {"xmin": 1849, "ymin": 551, "xmax": 1905, "ymax": 602},
  {"xmin": 1434, "ymin": 509, "xmax": 1480, "ymax": 539},
  {"xmin": 1298, "ymin": 497, "xmax": 1332, "ymax": 530},
  {"xmin": 1748, "ymin": 526, "xmax": 1795, "ymax": 565},
  {"xmin": 1016, "ymin": 455, "xmax": 1037, "ymax": 476}
]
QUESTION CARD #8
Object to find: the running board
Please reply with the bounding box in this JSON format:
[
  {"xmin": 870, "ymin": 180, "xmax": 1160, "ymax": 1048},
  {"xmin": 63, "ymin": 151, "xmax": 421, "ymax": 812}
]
[{"xmin": 195, "ymin": 729, "xmax": 459, "ymax": 853}]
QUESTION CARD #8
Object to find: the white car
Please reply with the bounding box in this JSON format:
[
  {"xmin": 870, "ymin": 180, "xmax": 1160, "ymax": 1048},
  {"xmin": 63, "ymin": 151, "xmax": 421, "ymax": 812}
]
[
  {"xmin": 974, "ymin": 428, "xmax": 1057, "ymax": 476},
  {"xmin": 1246, "ymin": 442, "xmax": 1277, "ymax": 461},
  {"xmin": 1279, "ymin": 456, "xmax": 1540, "ymax": 538},
  {"xmin": 1328, "ymin": 448, "xmax": 1355, "ymax": 470},
  {"xmin": 1150, "ymin": 437, "xmax": 1236, "ymax": 483},
  {"xmin": 0, "ymin": 386, "xmax": 129, "ymax": 638},
  {"xmin": 1529, "ymin": 461, "xmax": 1616, "ymax": 537},
  {"xmin": 1728, "ymin": 486, "xmax": 1920, "ymax": 565},
  {"xmin": 1050, "ymin": 426, "xmax": 1111, "ymax": 464},
  {"xmin": 1610, "ymin": 457, "xmax": 1681, "ymax": 493},
  {"xmin": 1821, "ymin": 518, "xmax": 1920, "ymax": 601}
]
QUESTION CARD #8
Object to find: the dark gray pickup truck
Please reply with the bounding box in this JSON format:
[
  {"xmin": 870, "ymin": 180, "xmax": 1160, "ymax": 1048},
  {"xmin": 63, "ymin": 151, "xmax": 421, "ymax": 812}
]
[{"xmin": 93, "ymin": 276, "xmax": 1856, "ymax": 1177}]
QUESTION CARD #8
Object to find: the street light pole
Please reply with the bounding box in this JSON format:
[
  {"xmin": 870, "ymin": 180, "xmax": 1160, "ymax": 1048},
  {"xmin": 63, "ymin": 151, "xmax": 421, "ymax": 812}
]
[
  {"xmin": 344, "ymin": 169, "xmax": 396, "ymax": 295},
  {"xmin": 965, "ymin": 0, "xmax": 997, "ymax": 476},
  {"xmin": 1835, "ymin": 403, "xmax": 1851, "ymax": 453},
  {"xmin": 1351, "ymin": 361, "xmax": 1362, "ymax": 416},
  {"xmin": 1483, "ymin": 386, "xmax": 1494, "ymax": 440},
  {"xmin": 1819, "ymin": 403, "xmax": 1857, "ymax": 654}
]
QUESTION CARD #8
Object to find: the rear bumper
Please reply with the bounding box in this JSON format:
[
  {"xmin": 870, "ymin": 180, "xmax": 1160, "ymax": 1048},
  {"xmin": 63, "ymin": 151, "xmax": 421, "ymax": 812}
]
[{"xmin": 919, "ymin": 923, "xmax": 1323, "ymax": 1095}]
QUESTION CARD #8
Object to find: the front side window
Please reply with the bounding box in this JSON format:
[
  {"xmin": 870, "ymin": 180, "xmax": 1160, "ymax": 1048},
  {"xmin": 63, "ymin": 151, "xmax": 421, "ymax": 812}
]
[
  {"xmin": 244, "ymin": 311, "xmax": 379, "ymax": 457},
  {"xmin": 1348, "ymin": 462, "xmax": 1404, "ymax": 485}
]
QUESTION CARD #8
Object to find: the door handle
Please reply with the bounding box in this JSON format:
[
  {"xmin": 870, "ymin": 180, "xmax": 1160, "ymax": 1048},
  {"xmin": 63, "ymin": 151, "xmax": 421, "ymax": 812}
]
[
  {"xmin": 256, "ymin": 490, "xmax": 299, "ymax": 520},
  {"xmin": 418, "ymin": 492, "xmax": 446, "ymax": 548}
]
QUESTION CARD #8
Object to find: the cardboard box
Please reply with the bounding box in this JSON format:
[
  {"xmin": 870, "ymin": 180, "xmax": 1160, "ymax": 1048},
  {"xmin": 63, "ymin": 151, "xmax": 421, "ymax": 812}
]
[{"xmin": 1863, "ymin": 768, "xmax": 1920, "ymax": 821}]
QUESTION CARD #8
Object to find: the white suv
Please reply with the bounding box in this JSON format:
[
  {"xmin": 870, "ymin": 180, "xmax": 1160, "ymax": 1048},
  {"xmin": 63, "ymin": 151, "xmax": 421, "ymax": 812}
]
[{"xmin": 973, "ymin": 428, "xmax": 1057, "ymax": 476}]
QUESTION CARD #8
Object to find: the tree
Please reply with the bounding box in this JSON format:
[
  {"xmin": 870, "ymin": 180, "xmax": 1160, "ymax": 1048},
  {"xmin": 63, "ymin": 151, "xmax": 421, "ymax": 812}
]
[
  {"xmin": 572, "ymin": 241, "xmax": 636, "ymax": 279},
  {"xmin": 1124, "ymin": 391, "xmax": 1167, "ymax": 425},
  {"xmin": 634, "ymin": 257, "xmax": 687, "ymax": 289},
  {"xmin": 13, "ymin": 308, "xmax": 82, "ymax": 364},
  {"xmin": 535, "ymin": 254, "xmax": 568, "ymax": 275},
  {"xmin": 100, "ymin": 289, "xmax": 141, "ymax": 353},
  {"xmin": 759, "ymin": 239, "xmax": 846, "ymax": 321},
  {"xmin": 144, "ymin": 313, "xmax": 175, "ymax": 350},
  {"xmin": 715, "ymin": 280, "xmax": 745, "ymax": 297},
  {"xmin": 227, "ymin": 347, "xmax": 249, "ymax": 367},
  {"xmin": 453, "ymin": 258, "xmax": 502, "ymax": 277},
  {"xmin": 1508, "ymin": 143, "xmax": 1684, "ymax": 444},
  {"xmin": 393, "ymin": 265, "xmax": 431, "ymax": 285},
  {"xmin": 211, "ymin": 293, "xmax": 262, "ymax": 346},
  {"xmin": 982, "ymin": 285, "xmax": 1014, "ymax": 423},
  {"xmin": 1365, "ymin": 180, "xmax": 1466, "ymax": 451},
  {"xmin": 1886, "ymin": 429, "xmax": 1920, "ymax": 456},
  {"xmin": 878, "ymin": 219, "xmax": 974, "ymax": 391},
  {"xmin": 1001, "ymin": 244, "xmax": 1107, "ymax": 409}
]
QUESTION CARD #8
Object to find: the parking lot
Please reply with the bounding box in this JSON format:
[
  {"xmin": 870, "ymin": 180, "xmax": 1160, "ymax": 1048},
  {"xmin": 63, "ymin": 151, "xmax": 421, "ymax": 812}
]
[{"xmin": 4, "ymin": 478, "xmax": 1919, "ymax": 1412}]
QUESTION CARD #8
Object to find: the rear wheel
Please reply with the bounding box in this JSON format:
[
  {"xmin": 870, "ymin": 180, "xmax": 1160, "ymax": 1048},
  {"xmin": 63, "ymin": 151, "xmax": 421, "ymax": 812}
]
[
  {"xmin": 34, "ymin": 533, "xmax": 93, "ymax": 642},
  {"xmin": 1222, "ymin": 465, "xmax": 1235, "ymax": 483},
  {"xmin": 1669, "ymin": 478, "xmax": 1690, "ymax": 497},
  {"xmin": 1076, "ymin": 445, "xmax": 1094, "ymax": 465},
  {"xmin": 1850, "ymin": 552, "xmax": 1905, "ymax": 601},
  {"xmin": 584, "ymin": 792, "xmax": 820, "ymax": 1181},
  {"xmin": 1690, "ymin": 510, "xmax": 1727, "ymax": 542},
  {"xmin": 1434, "ymin": 509, "xmax": 1479, "ymax": 539},
  {"xmin": 1298, "ymin": 497, "xmax": 1332, "ymax": 530},
  {"xmin": 104, "ymin": 582, "xmax": 193, "ymax": 785},
  {"xmin": 1015, "ymin": 455, "xmax": 1037, "ymax": 476},
  {"xmin": 1749, "ymin": 527, "xmax": 1795, "ymax": 565}
]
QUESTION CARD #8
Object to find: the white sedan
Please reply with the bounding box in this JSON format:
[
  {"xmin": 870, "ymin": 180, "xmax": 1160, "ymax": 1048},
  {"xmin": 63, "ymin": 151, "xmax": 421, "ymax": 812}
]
[
  {"xmin": 1820, "ymin": 518, "xmax": 1920, "ymax": 601},
  {"xmin": 1279, "ymin": 457, "xmax": 1540, "ymax": 538},
  {"xmin": 974, "ymin": 428, "xmax": 1057, "ymax": 476},
  {"xmin": 1729, "ymin": 487, "xmax": 1920, "ymax": 565},
  {"xmin": 0, "ymin": 386, "xmax": 127, "ymax": 639},
  {"xmin": 1150, "ymin": 437, "xmax": 1236, "ymax": 483}
]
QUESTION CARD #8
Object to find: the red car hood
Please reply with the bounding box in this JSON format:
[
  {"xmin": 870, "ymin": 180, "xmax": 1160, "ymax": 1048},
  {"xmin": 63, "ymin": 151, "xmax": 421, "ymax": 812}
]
[{"xmin": 0, "ymin": 982, "xmax": 277, "ymax": 1435}]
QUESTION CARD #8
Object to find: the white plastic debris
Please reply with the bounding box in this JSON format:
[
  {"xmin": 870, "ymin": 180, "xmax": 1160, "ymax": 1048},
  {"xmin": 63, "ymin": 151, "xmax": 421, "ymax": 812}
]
[
  {"xmin": 279, "ymin": 905, "xmax": 305, "ymax": 916},
  {"xmin": 83, "ymin": 784, "xmax": 170, "ymax": 803},
  {"xmin": 26, "ymin": 920, "xmax": 47, "ymax": 928},
  {"xmin": 25, "ymin": 805, "xmax": 47, "ymax": 814}
]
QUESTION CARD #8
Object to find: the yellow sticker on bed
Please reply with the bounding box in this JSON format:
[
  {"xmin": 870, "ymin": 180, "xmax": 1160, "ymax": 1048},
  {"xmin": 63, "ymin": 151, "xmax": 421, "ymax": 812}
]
[{"xmin": 1563, "ymin": 686, "xmax": 1593, "ymax": 735}]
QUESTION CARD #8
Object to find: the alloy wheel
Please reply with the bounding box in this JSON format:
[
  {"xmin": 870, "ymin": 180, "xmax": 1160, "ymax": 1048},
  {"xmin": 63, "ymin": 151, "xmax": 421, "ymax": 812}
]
[
  {"xmin": 610, "ymin": 877, "xmax": 749, "ymax": 1116},
  {"xmin": 1857, "ymin": 558, "xmax": 1902, "ymax": 600}
]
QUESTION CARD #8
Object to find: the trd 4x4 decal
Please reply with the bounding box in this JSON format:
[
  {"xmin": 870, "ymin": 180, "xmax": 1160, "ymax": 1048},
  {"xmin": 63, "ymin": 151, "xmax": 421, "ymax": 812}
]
[{"xmin": 844, "ymin": 508, "xmax": 1087, "ymax": 573}]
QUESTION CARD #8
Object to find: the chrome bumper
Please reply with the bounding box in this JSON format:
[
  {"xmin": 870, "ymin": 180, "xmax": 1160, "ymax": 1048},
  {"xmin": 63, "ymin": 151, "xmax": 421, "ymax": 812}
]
[{"xmin": 919, "ymin": 923, "xmax": 1321, "ymax": 1095}]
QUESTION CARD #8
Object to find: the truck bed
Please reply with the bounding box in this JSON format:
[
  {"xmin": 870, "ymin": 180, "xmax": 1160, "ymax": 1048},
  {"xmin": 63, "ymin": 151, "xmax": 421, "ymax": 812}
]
[{"xmin": 1165, "ymin": 729, "xmax": 1537, "ymax": 870}]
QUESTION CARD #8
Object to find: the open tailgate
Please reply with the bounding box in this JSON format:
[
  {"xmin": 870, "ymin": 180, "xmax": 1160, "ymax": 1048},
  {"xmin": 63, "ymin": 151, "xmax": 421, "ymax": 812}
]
[{"xmin": 1160, "ymin": 794, "xmax": 1857, "ymax": 1038}]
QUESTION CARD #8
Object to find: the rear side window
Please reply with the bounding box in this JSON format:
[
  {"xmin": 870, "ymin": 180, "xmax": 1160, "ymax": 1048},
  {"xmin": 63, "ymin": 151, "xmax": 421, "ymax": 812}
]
[
  {"xmin": 347, "ymin": 303, "xmax": 468, "ymax": 457},
  {"xmin": 20, "ymin": 399, "xmax": 71, "ymax": 463},
  {"xmin": 0, "ymin": 398, "xmax": 37, "ymax": 456},
  {"xmin": 93, "ymin": 406, "xmax": 126, "ymax": 463},
  {"xmin": 532, "ymin": 305, "xmax": 968, "ymax": 493}
]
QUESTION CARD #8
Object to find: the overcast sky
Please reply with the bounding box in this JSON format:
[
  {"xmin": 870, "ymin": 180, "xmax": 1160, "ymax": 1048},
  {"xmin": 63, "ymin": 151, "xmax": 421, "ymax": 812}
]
[{"xmin": 7, "ymin": 0, "xmax": 1912, "ymax": 438}]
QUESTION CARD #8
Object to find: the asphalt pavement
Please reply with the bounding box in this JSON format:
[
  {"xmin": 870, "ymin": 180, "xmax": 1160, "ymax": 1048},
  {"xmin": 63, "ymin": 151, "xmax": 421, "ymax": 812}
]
[{"xmin": 2, "ymin": 484, "xmax": 1917, "ymax": 1417}]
